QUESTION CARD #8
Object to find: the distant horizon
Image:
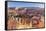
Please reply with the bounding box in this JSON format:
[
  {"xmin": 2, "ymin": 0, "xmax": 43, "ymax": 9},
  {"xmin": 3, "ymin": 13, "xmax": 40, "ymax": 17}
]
[{"xmin": 8, "ymin": 6, "xmax": 44, "ymax": 8}]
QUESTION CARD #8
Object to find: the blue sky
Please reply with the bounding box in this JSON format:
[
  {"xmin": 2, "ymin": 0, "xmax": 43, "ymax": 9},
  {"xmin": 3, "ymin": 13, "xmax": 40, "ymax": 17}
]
[{"xmin": 8, "ymin": 2, "xmax": 44, "ymax": 8}]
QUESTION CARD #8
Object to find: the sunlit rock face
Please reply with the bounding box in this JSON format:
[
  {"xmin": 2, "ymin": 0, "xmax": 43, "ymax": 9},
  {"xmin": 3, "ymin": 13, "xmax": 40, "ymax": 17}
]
[{"xmin": 7, "ymin": 7, "xmax": 45, "ymax": 30}]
